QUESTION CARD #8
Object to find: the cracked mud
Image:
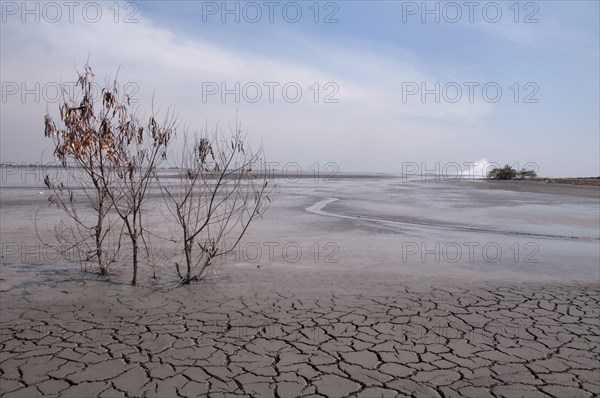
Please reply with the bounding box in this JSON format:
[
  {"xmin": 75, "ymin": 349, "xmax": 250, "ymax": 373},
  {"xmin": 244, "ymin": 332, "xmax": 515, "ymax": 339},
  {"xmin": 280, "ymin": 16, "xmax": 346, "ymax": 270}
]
[
  {"xmin": 1, "ymin": 270, "xmax": 598, "ymax": 397},
  {"xmin": 2, "ymin": 179, "xmax": 599, "ymax": 397}
]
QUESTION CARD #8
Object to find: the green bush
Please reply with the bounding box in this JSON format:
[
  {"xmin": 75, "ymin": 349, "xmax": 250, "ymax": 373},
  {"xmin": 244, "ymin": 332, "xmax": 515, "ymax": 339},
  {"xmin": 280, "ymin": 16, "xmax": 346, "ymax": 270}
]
[{"xmin": 487, "ymin": 165, "xmax": 537, "ymax": 180}]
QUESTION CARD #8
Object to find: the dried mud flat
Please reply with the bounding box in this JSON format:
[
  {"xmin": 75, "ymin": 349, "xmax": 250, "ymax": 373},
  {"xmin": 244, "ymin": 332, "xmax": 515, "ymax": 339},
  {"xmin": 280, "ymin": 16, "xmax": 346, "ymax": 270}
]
[{"xmin": 1, "ymin": 269, "xmax": 599, "ymax": 398}]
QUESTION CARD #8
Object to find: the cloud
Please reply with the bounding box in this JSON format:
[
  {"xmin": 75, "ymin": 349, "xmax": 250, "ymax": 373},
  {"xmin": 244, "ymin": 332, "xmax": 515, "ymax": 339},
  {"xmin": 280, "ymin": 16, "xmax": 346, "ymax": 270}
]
[
  {"xmin": 1, "ymin": 6, "xmax": 496, "ymax": 171},
  {"xmin": 2, "ymin": 2, "xmax": 596, "ymax": 176}
]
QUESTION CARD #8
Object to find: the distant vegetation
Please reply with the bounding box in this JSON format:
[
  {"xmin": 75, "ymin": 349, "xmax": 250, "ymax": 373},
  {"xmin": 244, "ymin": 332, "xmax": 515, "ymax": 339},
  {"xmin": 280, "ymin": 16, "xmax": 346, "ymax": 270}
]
[
  {"xmin": 531, "ymin": 177, "xmax": 600, "ymax": 186},
  {"xmin": 485, "ymin": 165, "xmax": 599, "ymax": 185},
  {"xmin": 487, "ymin": 165, "xmax": 538, "ymax": 180}
]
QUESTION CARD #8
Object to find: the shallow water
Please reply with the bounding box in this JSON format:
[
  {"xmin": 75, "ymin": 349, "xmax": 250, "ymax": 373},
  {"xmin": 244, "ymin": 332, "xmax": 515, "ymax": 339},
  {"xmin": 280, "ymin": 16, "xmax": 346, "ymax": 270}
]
[{"xmin": 1, "ymin": 172, "xmax": 599, "ymax": 289}]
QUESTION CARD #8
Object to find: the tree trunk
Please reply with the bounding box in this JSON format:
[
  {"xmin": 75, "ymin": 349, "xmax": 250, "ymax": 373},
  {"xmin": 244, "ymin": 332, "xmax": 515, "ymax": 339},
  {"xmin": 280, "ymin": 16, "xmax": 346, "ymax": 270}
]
[
  {"xmin": 185, "ymin": 241, "xmax": 192, "ymax": 283},
  {"xmin": 131, "ymin": 237, "xmax": 138, "ymax": 286},
  {"xmin": 97, "ymin": 243, "xmax": 106, "ymax": 276},
  {"xmin": 96, "ymin": 204, "xmax": 106, "ymax": 275}
]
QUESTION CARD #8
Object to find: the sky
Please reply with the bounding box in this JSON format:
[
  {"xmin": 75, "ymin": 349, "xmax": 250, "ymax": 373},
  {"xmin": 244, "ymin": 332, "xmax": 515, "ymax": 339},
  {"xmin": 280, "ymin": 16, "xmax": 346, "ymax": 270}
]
[{"xmin": 1, "ymin": 0, "xmax": 599, "ymax": 177}]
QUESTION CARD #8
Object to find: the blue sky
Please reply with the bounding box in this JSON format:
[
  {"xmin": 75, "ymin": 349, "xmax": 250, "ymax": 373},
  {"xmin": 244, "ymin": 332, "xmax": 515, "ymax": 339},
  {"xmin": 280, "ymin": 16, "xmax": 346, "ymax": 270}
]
[{"xmin": 1, "ymin": 1, "xmax": 599, "ymax": 176}]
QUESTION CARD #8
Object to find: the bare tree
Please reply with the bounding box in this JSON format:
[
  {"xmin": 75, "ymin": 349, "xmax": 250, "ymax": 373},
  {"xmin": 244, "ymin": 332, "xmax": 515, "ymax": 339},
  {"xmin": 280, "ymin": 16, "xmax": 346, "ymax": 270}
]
[
  {"xmin": 161, "ymin": 123, "xmax": 274, "ymax": 284},
  {"xmin": 43, "ymin": 63, "xmax": 175, "ymax": 285},
  {"xmin": 42, "ymin": 63, "xmax": 270, "ymax": 287},
  {"xmin": 103, "ymin": 103, "xmax": 176, "ymax": 286},
  {"xmin": 42, "ymin": 65, "xmax": 122, "ymax": 276}
]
